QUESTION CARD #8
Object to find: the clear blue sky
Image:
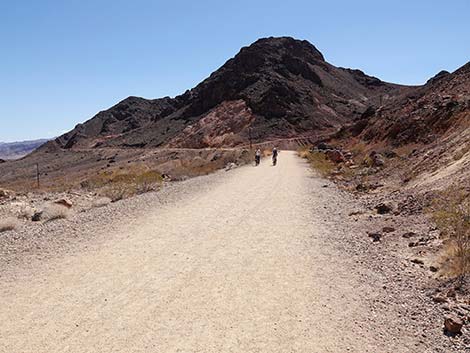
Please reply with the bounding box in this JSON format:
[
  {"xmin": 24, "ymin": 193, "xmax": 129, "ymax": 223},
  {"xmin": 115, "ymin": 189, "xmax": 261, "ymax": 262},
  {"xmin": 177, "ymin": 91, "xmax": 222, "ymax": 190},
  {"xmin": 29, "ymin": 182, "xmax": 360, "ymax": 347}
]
[{"xmin": 1, "ymin": 0, "xmax": 469, "ymax": 142}]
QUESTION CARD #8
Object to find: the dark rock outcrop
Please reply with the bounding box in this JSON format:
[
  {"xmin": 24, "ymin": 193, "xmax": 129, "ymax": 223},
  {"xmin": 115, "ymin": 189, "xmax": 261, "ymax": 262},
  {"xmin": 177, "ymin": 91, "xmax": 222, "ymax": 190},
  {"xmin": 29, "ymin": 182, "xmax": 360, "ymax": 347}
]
[{"xmin": 53, "ymin": 37, "xmax": 409, "ymax": 150}]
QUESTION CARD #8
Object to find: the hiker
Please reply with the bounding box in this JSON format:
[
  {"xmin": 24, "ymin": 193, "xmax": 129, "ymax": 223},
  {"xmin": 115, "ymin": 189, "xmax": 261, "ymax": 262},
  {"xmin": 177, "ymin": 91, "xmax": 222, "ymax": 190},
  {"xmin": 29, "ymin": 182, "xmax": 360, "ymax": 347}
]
[
  {"xmin": 255, "ymin": 148, "xmax": 261, "ymax": 166},
  {"xmin": 272, "ymin": 147, "xmax": 278, "ymax": 166}
]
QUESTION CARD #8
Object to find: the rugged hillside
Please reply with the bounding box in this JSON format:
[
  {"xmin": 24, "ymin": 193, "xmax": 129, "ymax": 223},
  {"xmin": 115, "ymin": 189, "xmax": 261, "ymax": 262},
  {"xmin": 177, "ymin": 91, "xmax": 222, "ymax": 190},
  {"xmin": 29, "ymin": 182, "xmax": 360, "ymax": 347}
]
[
  {"xmin": 337, "ymin": 61, "xmax": 470, "ymax": 190},
  {"xmin": 357, "ymin": 62, "xmax": 470, "ymax": 145},
  {"xmin": 55, "ymin": 37, "xmax": 410, "ymax": 150},
  {"xmin": 0, "ymin": 139, "xmax": 49, "ymax": 160}
]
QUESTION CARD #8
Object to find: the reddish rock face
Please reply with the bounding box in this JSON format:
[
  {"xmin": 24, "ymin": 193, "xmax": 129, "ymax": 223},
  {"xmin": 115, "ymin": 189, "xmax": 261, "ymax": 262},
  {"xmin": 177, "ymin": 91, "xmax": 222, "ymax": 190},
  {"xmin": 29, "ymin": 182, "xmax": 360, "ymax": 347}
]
[{"xmin": 167, "ymin": 100, "xmax": 255, "ymax": 148}]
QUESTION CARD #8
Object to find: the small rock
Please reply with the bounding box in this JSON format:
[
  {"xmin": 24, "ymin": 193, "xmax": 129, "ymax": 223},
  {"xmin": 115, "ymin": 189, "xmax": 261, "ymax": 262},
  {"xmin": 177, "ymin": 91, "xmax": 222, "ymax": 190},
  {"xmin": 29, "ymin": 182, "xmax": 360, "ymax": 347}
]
[
  {"xmin": 356, "ymin": 183, "xmax": 368, "ymax": 192},
  {"xmin": 382, "ymin": 226, "xmax": 396, "ymax": 233},
  {"xmin": 54, "ymin": 198, "xmax": 73, "ymax": 209},
  {"xmin": 368, "ymin": 233, "xmax": 382, "ymax": 242},
  {"xmin": 432, "ymin": 295, "xmax": 448, "ymax": 303},
  {"xmin": 402, "ymin": 232, "xmax": 416, "ymax": 238},
  {"xmin": 446, "ymin": 288, "xmax": 456, "ymax": 298},
  {"xmin": 370, "ymin": 151, "xmax": 385, "ymax": 167},
  {"xmin": 316, "ymin": 142, "xmax": 334, "ymax": 151},
  {"xmin": 375, "ymin": 203, "xmax": 393, "ymax": 214},
  {"xmin": 0, "ymin": 188, "xmax": 14, "ymax": 199},
  {"xmin": 383, "ymin": 150, "xmax": 398, "ymax": 158},
  {"xmin": 225, "ymin": 162, "xmax": 237, "ymax": 171},
  {"xmin": 444, "ymin": 315, "xmax": 463, "ymax": 334},
  {"xmin": 32, "ymin": 211, "xmax": 43, "ymax": 222},
  {"xmin": 411, "ymin": 258, "xmax": 424, "ymax": 265},
  {"xmin": 348, "ymin": 211, "xmax": 363, "ymax": 216},
  {"xmin": 429, "ymin": 266, "xmax": 439, "ymax": 273},
  {"xmin": 442, "ymin": 304, "xmax": 452, "ymax": 311}
]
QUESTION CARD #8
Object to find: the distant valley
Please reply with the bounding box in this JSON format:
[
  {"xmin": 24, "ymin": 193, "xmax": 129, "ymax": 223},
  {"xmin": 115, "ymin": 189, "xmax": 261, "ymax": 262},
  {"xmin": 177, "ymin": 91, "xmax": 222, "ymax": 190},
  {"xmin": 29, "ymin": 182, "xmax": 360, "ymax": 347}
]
[{"xmin": 0, "ymin": 139, "xmax": 49, "ymax": 160}]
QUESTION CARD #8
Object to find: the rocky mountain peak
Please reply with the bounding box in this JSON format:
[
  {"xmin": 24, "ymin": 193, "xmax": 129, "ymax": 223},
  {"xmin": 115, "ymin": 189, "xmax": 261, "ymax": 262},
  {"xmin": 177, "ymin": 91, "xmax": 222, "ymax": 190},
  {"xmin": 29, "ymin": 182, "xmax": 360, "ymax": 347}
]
[{"xmin": 53, "ymin": 37, "xmax": 411, "ymax": 150}]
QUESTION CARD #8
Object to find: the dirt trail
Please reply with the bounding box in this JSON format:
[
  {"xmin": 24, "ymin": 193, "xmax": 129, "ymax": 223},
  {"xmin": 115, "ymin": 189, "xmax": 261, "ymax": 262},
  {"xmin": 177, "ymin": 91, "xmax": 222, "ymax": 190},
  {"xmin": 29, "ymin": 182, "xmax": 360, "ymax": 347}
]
[{"xmin": 0, "ymin": 152, "xmax": 419, "ymax": 352}]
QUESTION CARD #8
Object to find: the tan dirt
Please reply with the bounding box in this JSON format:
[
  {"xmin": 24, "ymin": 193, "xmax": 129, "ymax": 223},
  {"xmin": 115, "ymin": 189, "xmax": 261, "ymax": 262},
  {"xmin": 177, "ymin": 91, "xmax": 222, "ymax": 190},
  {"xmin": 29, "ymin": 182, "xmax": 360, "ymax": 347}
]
[{"xmin": 0, "ymin": 152, "xmax": 421, "ymax": 352}]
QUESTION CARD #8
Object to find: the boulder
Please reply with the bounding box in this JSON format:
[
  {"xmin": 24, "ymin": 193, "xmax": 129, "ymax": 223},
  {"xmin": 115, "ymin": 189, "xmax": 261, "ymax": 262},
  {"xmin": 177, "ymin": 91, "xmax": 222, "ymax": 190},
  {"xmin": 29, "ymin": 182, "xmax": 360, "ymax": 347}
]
[{"xmin": 444, "ymin": 315, "xmax": 463, "ymax": 334}]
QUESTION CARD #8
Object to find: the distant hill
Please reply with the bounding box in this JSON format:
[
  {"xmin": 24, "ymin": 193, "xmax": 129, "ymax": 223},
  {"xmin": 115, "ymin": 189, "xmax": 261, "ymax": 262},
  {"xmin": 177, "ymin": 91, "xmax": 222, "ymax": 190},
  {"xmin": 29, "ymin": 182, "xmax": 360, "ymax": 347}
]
[
  {"xmin": 54, "ymin": 36, "xmax": 411, "ymax": 150},
  {"xmin": 0, "ymin": 139, "xmax": 49, "ymax": 160}
]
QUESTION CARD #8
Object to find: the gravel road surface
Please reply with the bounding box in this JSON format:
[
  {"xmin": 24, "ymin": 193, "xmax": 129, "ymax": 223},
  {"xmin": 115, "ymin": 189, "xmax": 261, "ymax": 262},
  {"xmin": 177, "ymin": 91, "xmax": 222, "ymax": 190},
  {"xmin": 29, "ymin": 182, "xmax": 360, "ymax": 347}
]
[{"xmin": 0, "ymin": 152, "xmax": 450, "ymax": 352}]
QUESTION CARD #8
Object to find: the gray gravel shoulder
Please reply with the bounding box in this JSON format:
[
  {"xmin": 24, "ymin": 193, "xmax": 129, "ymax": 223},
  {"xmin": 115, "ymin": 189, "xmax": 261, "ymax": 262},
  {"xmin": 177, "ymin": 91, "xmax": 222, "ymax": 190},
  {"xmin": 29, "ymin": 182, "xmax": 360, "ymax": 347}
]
[{"xmin": 0, "ymin": 170, "xmax": 232, "ymax": 280}]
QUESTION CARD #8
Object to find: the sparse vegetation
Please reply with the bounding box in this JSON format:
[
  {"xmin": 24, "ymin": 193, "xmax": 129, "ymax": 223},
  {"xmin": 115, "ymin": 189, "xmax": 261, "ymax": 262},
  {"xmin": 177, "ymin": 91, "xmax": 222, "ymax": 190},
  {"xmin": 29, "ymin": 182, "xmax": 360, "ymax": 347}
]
[
  {"xmin": 298, "ymin": 148, "xmax": 336, "ymax": 177},
  {"xmin": 431, "ymin": 189, "xmax": 470, "ymax": 279},
  {"xmin": 394, "ymin": 143, "xmax": 420, "ymax": 158},
  {"xmin": 349, "ymin": 141, "xmax": 369, "ymax": 163},
  {"xmin": 42, "ymin": 203, "xmax": 70, "ymax": 222},
  {"xmin": 85, "ymin": 168, "xmax": 163, "ymax": 202},
  {"xmin": 0, "ymin": 217, "xmax": 19, "ymax": 233},
  {"xmin": 92, "ymin": 197, "xmax": 112, "ymax": 208}
]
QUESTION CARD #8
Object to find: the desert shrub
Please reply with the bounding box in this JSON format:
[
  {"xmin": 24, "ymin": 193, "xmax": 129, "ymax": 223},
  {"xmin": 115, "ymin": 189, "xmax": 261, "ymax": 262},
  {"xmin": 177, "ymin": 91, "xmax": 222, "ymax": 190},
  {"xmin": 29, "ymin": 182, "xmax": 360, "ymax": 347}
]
[
  {"xmin": 42, "ymin": 203, "xmax": 70, "ymax": 222},
  {"xmin": 134, "ymin": 171, "xmax": 164, "ymax": 194},
  {"xmin": 431, "ymin": 190, "xmax": 470, "ymax": 279},
  {"xmin": 394, "ymin": 143, "xmax": 420, "ymax": 158},
  {"xmin": 297, "ymin": 147, "xmax": 311, "ymax": 159},
  {"xmin": 0, "ymin": 217, "xmax": 19, "ymax": 233},
  {"xmin": 99, "ymin": 183, "xmax": 132, "ymax": 202},
  {"xmin": 91, "ymin": 197, "xmax": 112, "ymax": 208},
  {"xmin": 350, "ymin": 141, "xmax": 368, "ymax": 160},
  {"xmin": 85, "ymin": 168, "xmax": 163, "ymax": 201},
  {"xmin": 361, "ymin": 155, "xmax": 374, "ymax": 167},
  {"xmin": 300, "ymin": 150, "xmax": 336, "ymax": 177}
]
